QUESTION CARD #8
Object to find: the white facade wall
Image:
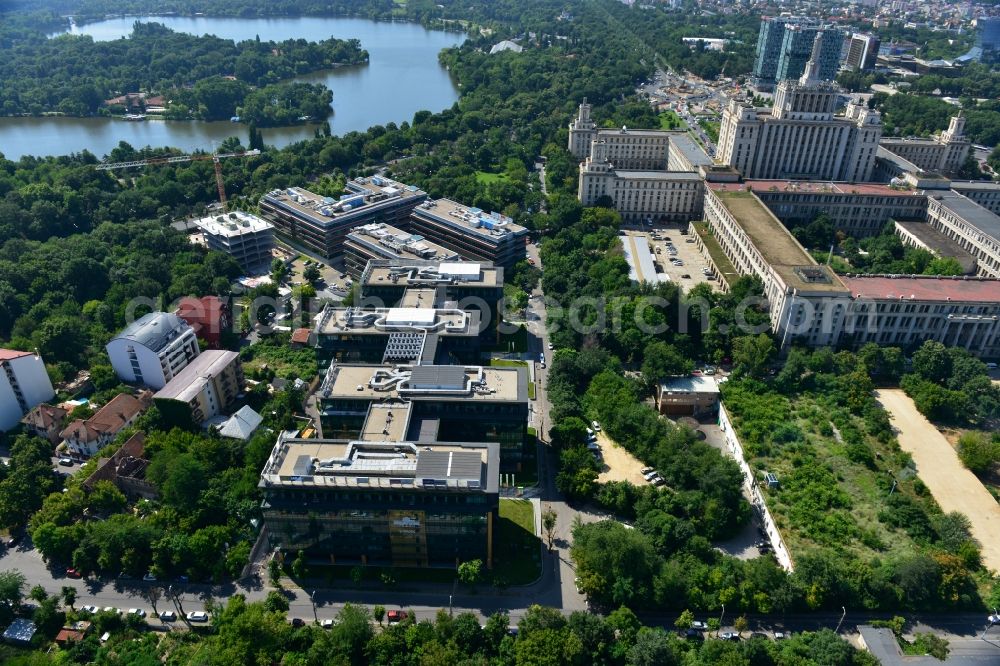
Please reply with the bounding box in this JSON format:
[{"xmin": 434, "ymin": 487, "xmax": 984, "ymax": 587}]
[
  {"xmin": 106, "ymin": 328, "xmax": 200, "ymax": 390},
  {"xmin": 0, "ymin": 354, "xmax": 54, "ymax": 431},
  {"xmin": 926, "ymin": 196, "xmax": 1000, "ymax": 278}
]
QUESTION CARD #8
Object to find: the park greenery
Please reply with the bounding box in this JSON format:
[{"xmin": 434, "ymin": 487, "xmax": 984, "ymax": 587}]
[
  {"xmin": 900, "ymin": 340, "xmax": 1000, "ymax": 425},
  {"xmin": 0, "ymin": 19, "xmax": 366, "ymax": 121},
  {"xmin": 0, "ymin": 592, "xmax": 878, "ymax": 666}
]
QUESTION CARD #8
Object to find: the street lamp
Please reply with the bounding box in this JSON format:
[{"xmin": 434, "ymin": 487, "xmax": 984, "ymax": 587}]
[
  {"xmin": 719, "ymin": 603, "xmax": 725, "ymax": 636},
  {"xmin": 310, "ymin": 590, "xmax": 318, "ymax": 625},
  {"xmin": 836, "ymin": 606, "xmax": 846, "ymax": 634}
]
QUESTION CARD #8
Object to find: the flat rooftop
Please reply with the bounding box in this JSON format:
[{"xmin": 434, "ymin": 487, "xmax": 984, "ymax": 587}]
[
  {"xmin": 931, "ymin": 191, "xmax": 1000, "ymax": 241},
  {"xmin": 261, "ymin": 176, "xmax": 425, "ymax": 227},
  {"xmin": 747, "ymin": 180, "xmax": 923, "ymax": 197},
  {"xmin": 613, "ymin": 170, "xmax": 702, "ymax": 181},
  {"xmin": 670, "ymin": 134, "xmax": 713, "ymax": 168},
  {"xmin": 315, "ymin": 305, "xmax": 478, "ymax": 337},
  {"xmin": 709, "ymin": 186, "xmax": 848, "ymax": 293},
  {"xmin": 413, "ymin": 198, "xmax": 528, "ymax": 240},
  {"xmin": 359, "ymin": 402, "xmax": 412, "ymax": 442},
  {"xmin": 153, "ymin": 350, "xmax": 239, "ymax": 403},
  {"xmin": 893, "ymin": 220, "xmax": 977, "ymax": 273},
  {"xmin": 659, "ymin": 375, "xmax": 720, "ymax": 394},
  {"xmin": 949, "ymin": 180, "xmax": 1000, "ymax": 192},
  {"xmin": 363, "ymin": 260, "xmax": 501, "ymax": 289},
  {"xmin": 595, "ymin": 127, "xmax": 677, "ymax": 138},
  {"xmin": 346, "ymin": 222, "xmax": 458, "ymax": 262},
  {"xmin": 320, "ymin": 364, "xmax": 525, "ymax": 403},
  {"xmin": 841, "ymin": 275, "xmax": 1000, "ymax": 303},
  {"xmin": 399, "ymin": 288, "xmax": 440, "ymax": 308},
  {"xmin": 261, "ymin": 436, "xmax": 498, "ymax": 492},
  {"xmin": 194, "ymin": 211, "xmax": 273, "ymax": 237}
]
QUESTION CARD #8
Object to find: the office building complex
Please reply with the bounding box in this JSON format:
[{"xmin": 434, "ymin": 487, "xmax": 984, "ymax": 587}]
[
  {"xmin": 106, "ymin": 312, "xmax": 201, "ymax": 390},
  {"xmin": 976, "ymin": 16, "xmax": 1000, "ymax": 61},
  {"xmin": 747, "ymin": 180, "xmax": 928, "ymax": 237},
  {"xmin": 259, "ymin": 178, "xmax": 427, "ymax": 259},
  {"xmin": 194, "ymin": 211, "xmax": 274, "ymax": 269},
  {"xmin": 260, "ymin": 435, "xmax": 499, "ymax": 568},
  {"xmin": 153, "ymin": 350, "xmax": 244, "ymax": 426},
  {"xmin": 925, "ymin": 191, "xmax": 1000, "ymax": 278},
  {"xmin": 0, "ymin": 349, "xmax": 55, "ymax": 432},
  {"xmin": 408, "ymin": 199, "xmax": 528, "ymax": 270},
  {"xmin": 752, "ymin": 17, "xmax": 842, "ymax": 90},
  {"xmin": 343, "ymin": 223, "xmax": 459, "ymax": 277},
  {"xmin": 845, "ymin": 33, "xmax": 881, "ymax": 71},
  {"xmin": 60, "ymin": 392, "xmax": 152, "ymax": 458},
  {"xmin": 879, "ymin": 115, "xmax": 971, "ymax": 177},
  {"xmin": 718, "ymin": 38, "xmax": 882, "ymax": 181},
  {"xmin": 699, "ymin": 183, "xmax": 1000, "ymax": 357}
]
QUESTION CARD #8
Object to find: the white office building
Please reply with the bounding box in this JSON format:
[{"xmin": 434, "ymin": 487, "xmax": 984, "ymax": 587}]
[
  {"xmin": 879, "ymin": 115, "xmax": 971, "ymax": 177},
  {"xmin": 194, "ymin": 210, "xmax": 275, "ymax": 269},
  {"xmin": 0, "ymin": 349, "xmax": 55, "ymax": 431},
  {"xmin": 718, "ymin": 36, "xmax": 882, "ymax": 182},
  {"xmin": 106, "ymin": 312, "xmax": 201, "ymax": 390}
]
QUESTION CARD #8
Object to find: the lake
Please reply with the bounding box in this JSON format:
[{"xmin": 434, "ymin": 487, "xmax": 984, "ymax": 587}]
[{"xmin": 0, "ymin": 16, "xmax": 464, "ymax": 160}]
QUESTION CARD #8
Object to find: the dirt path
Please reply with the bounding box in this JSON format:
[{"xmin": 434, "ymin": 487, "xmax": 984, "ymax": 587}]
[
  {"xmin": 595, "ymin": 432, "xmax": 648, "ymax": 485},
  {"xmin": 876, "ymin": 389, "xmax": 1000, "ymax": 572}
]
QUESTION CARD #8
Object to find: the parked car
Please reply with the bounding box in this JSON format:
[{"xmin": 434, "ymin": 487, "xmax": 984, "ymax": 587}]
[
  {"xmin": 187, "ymin": 611, "xmax": 209, "ymax": 623},
  {"xmin": 547, "ymin": 342, "xmax": 554, "ymax": 350},
  {"xmin": 640, "ymin": 467, "xmax": 654, "ymax": 475},
  {"xmin": 127, "ymin": 608, "xmax": 146, "ymax": 618},
  {"xmin": 691, "ymin": 621, "xmax": 708, "ymax": 631},
  {"xmin": 989, "ymin": 614, "xmax": 1000, "ymax": 626},
  {"xmin": 773, "ymin": 631, "xmax": 788, "ymax": 640},
  {"xmin": 65, "ymin": 567, "xmax": 81, "ymax": 578},
  {"xmin": 321, "ymin": 619, "xmax": 336, "ymax": 629},
  {"xmin": 591, "ymin": 420, "xmax": 601, "ymax": 432},
  {"xmin": 387, "ymin": 610, "xmax": 408, "ymax": 624},
  {"xmin": 58, "ymin": 457, "xmax": 74, "ymax": 467},
  {"xmin": 291, "ymin": 618, "xmax": 305, "ymax": 628},
  {"xmin": 81, "ymin": 605, "xmax": 100, "ymax": 614},
  {"xmin": 160, "ymin": 611, "xmax": 177, "ymax": 622},
  {"xmin": 719, "ymin": 632, "xmax": 741, "ymax": 641},
  {"xmin": 680, "ymin": 274, "xmax": 691, "ymax": 278},
  {"xmin": 642, "ymin": 470, "xmax": 659, "ymax": 481},
  {"xmin": 142, "ymin": 572, "xmax": 157, "ymax": 582}
]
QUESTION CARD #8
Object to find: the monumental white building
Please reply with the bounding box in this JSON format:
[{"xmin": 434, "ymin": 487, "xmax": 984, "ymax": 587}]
[
  {"xmin": 717, "ymin": 35, "xmax": 882, "ymax": 182},
  {"xmin": 925, "ymin": 191, "xmax": 1000, "ymax": 278},
  {"xmin": 879, "ymin": 115, "xmax": 972, "ymax": 177},
  {"xmin": 0, "ymin": 349, "xmax": 55, "ymax": 431},
  {"xmin": 106, "ymin": 312, "xmax": 201, "ymax": 390}
]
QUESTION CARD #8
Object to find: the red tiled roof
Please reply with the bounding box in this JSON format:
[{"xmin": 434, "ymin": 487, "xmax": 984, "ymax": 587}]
[
  {"xmin": 291, "ymin": 328, "xmax": 311, "ymax": 344},
  {"xmin": 0, "ymin": 349, "xmax": 33, "ymax": 361},
  {"xmin": 841, "ymin": 276, "xmax": 1000, "ymax": 302},
  {"xmin": 60, "ymin": 393, "xmax": 151, "ymax": 442}
]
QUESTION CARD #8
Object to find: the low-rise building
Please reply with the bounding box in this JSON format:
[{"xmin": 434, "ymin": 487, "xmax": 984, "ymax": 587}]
[
  {"xmin": 259, "ymin": 435, "xmax": 499, "ymax": 568},
  {"xmin": 106, "ymin": 312, "xmax": 201, "ymax": 390},
  {"xmin": 193, "ymin": 211, "xmax": 274, "ymax": 269},
  {"xmin": 0, "ymin": 349, "xmax": 55, "ymax": 432},
  {"xmin": 343, "ymin": 223, "xmax": 459, "ymax": 277},
  {"xmin": 259, "ymin": 178, "xmax": 427, "ymax": 259},
  {"xmin": 656, "ymin": 376, "xmax": 720, "ymax": 416},
  {"xmin": 60, "ymin": 392, "xmax": 152, "ymax": 458},
  {"xmin": 152, "ymin": 350, "xmax": 243, "ymax": 426},
  {"xmin": 175, "ymin": 296, "xmax": 231, "ymax": 349},
  {"xmin": 216, "ymin": 405, "xmax": 263, "ymax": 441},
  {"xmin": 21, "ymin": 403, "xmax": 67, "ymax": 444},
  {"xmin": 408, "ymin": 199, "xmax": 528, "ymax": 270},
  {"xmin": 82, "ymin": 432, "xmax": 156, "ymax": 500}
]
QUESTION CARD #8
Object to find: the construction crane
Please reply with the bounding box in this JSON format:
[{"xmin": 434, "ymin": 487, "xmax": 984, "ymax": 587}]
[{"xmin": 95, "ymin": 148, "xmax": 261, "ymax": 211}]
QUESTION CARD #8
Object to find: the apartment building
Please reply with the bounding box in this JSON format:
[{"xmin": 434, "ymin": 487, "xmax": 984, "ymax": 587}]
[
  {"xmin": 879, "ymin": 115, "xmax": 971, "ymax": 176},
  {"xmin": 175, "ymin": 296, "xmax": 231, "ymax": 349},
  {"xmin": 845, "ymin": 33, "xmax": 881, "ymax": 71},
  {"xmin": 259, "ymin": 177, "xmax": 427, "ymax": 259},
  {"xmin": 259, "ymin": 434, "xmax": 499, "ymax": 568},
  {"xmin": 152, "ymin": 350, "xmax": 244, "ymax": 426},
  {"xmin": 0, "ymin": 349, "xmax": 55, "ymax": 432},
  {"xmin": 106, "ymin": 312, "xmax": 201, "ymax": 390},
  {"xmin": 21, "ymin": 403, "xmax": 67, "ymax": 444},
  {"xmin": 343, "ymin": 223, "xmax": 458, "ymax": 277},
  {"xmin": 408, "ymin": 199, "xmax": 528, "ymax": 270},
  {"xmin": 925, "ymin": 191, "xmax": 1000, "ymax": 278},
  {"xmin": 748, "ymin": 179, "xmax": 928, "ymax": 236},
  {"xmin": 194, "ymin": 211, "xmax": 274, "ymax": 269},
  {"xmin": 60, "ymin": 392, "xmax": 152, "ymax": 458}
]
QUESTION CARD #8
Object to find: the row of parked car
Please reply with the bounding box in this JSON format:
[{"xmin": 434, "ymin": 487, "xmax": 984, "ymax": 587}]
[
  {"xmin": 641, "ymin": 467, "xmax": 666, "ymax": 487},
  {"xmin": 78, "ymin": 606, "xmax": 209, "ymax": 622},
  {"xmin": 682, "ymin": 621, "xmax": 789, "ymax": 642}
]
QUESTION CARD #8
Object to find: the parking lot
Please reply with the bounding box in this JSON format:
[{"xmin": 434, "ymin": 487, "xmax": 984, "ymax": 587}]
[{"xmin": 622, "ymin": 228, "xmax": 720, "ymax": 292}]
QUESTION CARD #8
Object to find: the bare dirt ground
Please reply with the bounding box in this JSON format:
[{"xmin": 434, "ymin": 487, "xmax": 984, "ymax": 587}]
[
  {"xmin": 876, "ymin": 388, "xmax": 1000, "ymax": 572},
  {"xmin": 594, "ymin": 432, "xmax": 648, "ymax": 486}
]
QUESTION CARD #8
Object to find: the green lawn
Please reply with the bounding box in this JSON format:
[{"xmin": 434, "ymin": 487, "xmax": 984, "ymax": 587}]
[
  {"xmin": 475, "ymin": 171, "xmax": 509, "ymax": 185},
  {"xmin": 495, "ymin": 499, "xmax": 541, "ymax": 585},
  {"xmin": 658, "ymin": 110, "xmax": 687, "ymax": 130},
  {"xmin": 490, "ymin": 358, "xmax": 534, "ymax": 397},
  {"xmin": 486, "ymin": 325, "xmax": 529, "ymax": 353},
  {"xmin": 697, "ymin": 117, "xmax": 720, "ymax": 143}
]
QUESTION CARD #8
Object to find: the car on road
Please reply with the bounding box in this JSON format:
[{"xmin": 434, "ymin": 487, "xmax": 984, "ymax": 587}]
[
  {"xmin": 387, "ymin": 610, "xmax": 408, "ymax": 624},
  {"xmin": 187, "ymin": 611, "xmax": 209, "ymax": 622},
  {"xmin": 127, "ymin": 608, "xmax": 146, "ymax": 618},
  {"xmin": 160, "ymin": 611, "xmax": 177, "ymax": 622},
  {"xmin": 81, "ymin": 605, "xmax": 100, "ymax": 614},
  {"xmin": 65, "ymin": 567, "xmax": 81, "ymax": 578},
  {"xmin": 321, "ymin": 619, "xmax": 336, "ymax": 629},
  {"xmin": 989, "ymin": 614, "xmax": 1000, "ymax": 625},
  {"xmin": 291, "ymin": 618, "xmax": 305, "ymax": 628},
  {"xmin": 58, "ymin": 457, "xmax": 74, "ymax": 466},
  {"xmin": 719, "ymin": 632, "xmax": 741, "ymax": 641}
]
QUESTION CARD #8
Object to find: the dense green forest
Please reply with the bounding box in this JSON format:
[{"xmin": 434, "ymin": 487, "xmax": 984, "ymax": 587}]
[{"xmin": 0, "ymin": 18, "xmax": 365, "ymax": 121}]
